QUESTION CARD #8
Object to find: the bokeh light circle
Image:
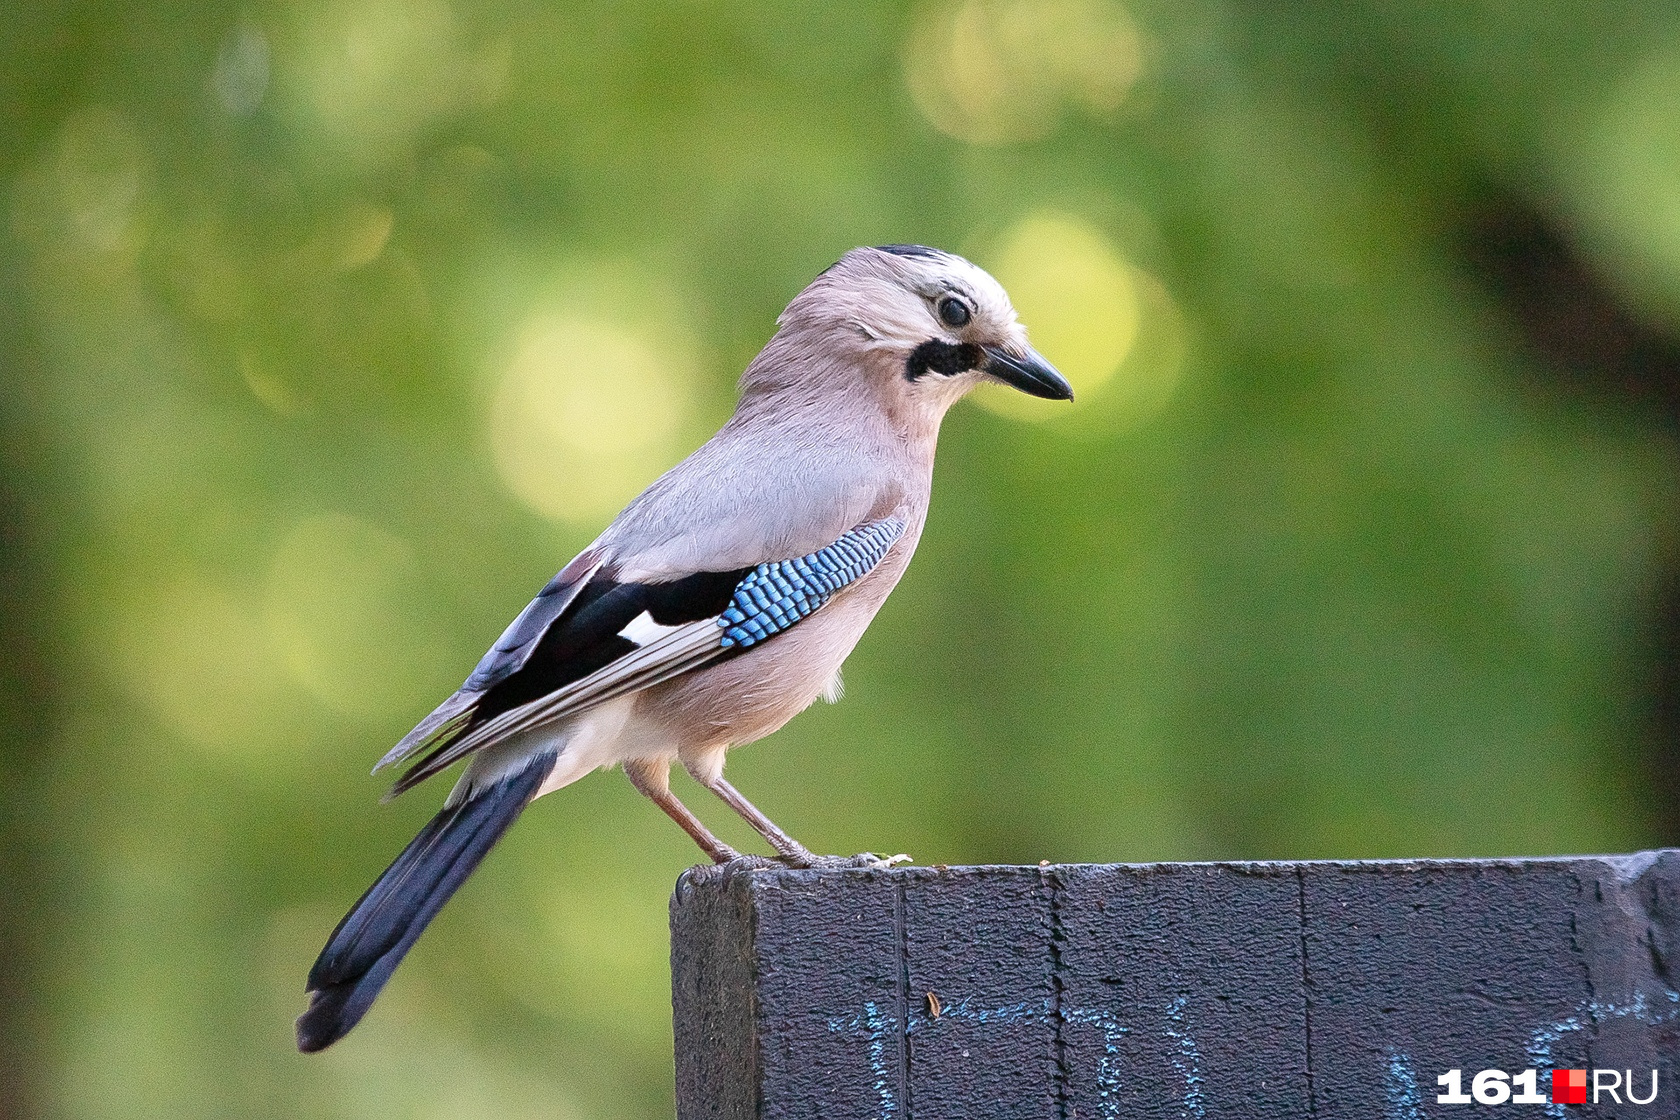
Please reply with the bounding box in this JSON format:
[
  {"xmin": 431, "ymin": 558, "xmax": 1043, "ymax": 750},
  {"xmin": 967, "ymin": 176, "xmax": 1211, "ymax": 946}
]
[
  {"xmin": 903, "ymin": 0, "xmax": 1143, "ymax": 145},
  {"xmin": 489, "ymin": 315, "xmax": 693, "ymax": 523},
  {"xmin": 976, "ymin": 210, "xmax": 1156, "ymax": 424},
  {"xmin": 264, "ymin": 513, "xmax": 449, "ymax": 718}
]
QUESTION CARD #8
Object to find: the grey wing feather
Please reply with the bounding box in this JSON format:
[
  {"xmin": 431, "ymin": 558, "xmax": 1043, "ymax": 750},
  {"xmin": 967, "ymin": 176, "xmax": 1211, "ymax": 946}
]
[
  {"xmin": 385, "ymin": 619, "xmax": 725, "ymax": 796},
  {"xmin": 373, "ymin": 550, "xmax": 604, "ymax": 774},
  {"xmin": 380, "ymin": 515, "xmax": 904, "ymax": 797},
  {"xmin": 464, "ymin": 550, "xmax": 606, "ymax": 690}
]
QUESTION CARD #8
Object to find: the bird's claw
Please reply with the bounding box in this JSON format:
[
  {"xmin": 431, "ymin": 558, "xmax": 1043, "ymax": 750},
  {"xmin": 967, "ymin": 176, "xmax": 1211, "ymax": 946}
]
[
  {"xmin": 787, "ymin": 851, "xmax": 912, "ymax": 870},
  {"xmin": 850, "ymin": 851, "xmax": 911, "ymax": 869},
  {"xmin": 718, "ymin": 853, "xmax": 784, "ymax": 872},
  {"xmin": 707, "ymin": 851, "xmax": 913, "ymax": 873}
]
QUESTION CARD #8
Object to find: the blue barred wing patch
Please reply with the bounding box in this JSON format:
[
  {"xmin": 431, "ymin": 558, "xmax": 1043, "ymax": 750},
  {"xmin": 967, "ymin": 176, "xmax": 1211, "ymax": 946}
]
[{"xmin": 718, "ymin": 518, "xmax": 904, "ymax": 649}]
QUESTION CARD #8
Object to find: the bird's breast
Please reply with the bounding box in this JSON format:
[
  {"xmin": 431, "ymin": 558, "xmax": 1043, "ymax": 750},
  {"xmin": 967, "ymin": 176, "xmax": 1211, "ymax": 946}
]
[{"xmin": 638, "ymin": 526, "xmax": 920, "ymax": 752}]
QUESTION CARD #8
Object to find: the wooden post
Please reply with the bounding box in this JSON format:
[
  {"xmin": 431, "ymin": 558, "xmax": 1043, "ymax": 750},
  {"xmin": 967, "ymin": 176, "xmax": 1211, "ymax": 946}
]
[{"xmin": 670, "ymin": 852, "xmax": 1680, "ymax": 1118}]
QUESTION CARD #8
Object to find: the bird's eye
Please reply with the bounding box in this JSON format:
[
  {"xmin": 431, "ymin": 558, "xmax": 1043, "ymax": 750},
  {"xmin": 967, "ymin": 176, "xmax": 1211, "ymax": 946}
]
[{"xmin": 936, "ymin": 297, "xmax": 971, "ymax": 329}]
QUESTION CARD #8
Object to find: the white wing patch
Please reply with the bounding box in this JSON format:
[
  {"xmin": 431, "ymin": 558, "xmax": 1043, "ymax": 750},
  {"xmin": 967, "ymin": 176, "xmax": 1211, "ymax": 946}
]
[
  {"xmin": 388, "ymin": 517, "xmax": 903, "ymax": 797},
  {"xmin": 442, "ymin": 619, "xmax": 725, "ymax": 764},
  {"xmin": 619, "ymin": 610, "xmax": 684, "ymax": 647}
]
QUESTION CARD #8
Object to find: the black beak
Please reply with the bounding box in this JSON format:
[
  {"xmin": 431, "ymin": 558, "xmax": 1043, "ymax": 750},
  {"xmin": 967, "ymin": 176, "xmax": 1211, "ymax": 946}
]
[{"xmin": 983, "ymin": 344, "xmax": 1074, "ymax": 401}]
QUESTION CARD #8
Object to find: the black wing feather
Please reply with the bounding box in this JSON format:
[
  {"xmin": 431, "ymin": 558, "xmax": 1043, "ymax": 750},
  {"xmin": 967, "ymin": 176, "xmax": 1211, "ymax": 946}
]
[
  {"xmin": 297, "ymin": 750, "xmax": 554, "ymax": 1051},
  {"xmin": 382, "ymin": 516, "xmax": 901, "ymax": 795},
  {"xmin": 387, "ymin": 565, "xmax": 751, "ymax": 794},
  {"xmin": 467, "ymin": 566, "xmax": 749, "ymax": 726},
  {"xmin": 464, "ymin": 552, "xmax": 602, "ymax": 692}
]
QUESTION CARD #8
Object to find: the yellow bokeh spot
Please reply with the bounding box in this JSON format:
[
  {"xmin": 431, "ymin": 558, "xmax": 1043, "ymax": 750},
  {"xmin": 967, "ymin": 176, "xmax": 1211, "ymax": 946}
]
[
  {"xmin": 264, "ymin": 513, "xmax": 449, "ymax": 717},
  {"xmin": 1572, "ymin": 50, "xmax": 1680, "ymax": 321},
  {"xmin": 282, "ymin": 0, "xmax": 504, "ymax": 168},
  {"xmin": 240, "ymin": 351, "xmax": 306, "ymax": 415},
  {"xmin": 904, "ymin": 0, "xmax": 1142, "ymax": 145},
  {"xmin": 489, "ymin": 315, "xmax": 693, "ymax": 523},
  {"xmin": 332, "ymin": 201, "xmax": 395, "ymax": 271},
  {"xmin": 111, "ymin": 579, "xmax": 293, "ymax": 752},
  {"xmin": 977, "ymin": 211, "xmax": 1167, "ymax": 425},
  {"xmin": 11, "ymin": 106, "xmax": 150, "ymax": 274}
]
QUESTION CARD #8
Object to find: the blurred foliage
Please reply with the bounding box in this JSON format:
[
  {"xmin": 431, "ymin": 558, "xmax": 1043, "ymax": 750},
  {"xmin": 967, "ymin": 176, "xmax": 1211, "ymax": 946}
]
[{"xmin": 3, "ymin": 1, "xmax": 1680, "ymax": 1117}]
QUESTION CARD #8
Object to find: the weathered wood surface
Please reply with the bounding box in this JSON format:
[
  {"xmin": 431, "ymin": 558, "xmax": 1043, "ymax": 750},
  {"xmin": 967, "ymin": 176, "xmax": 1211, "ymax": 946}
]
[{"xmin": 670, "ymin": 851, "xmax": 1680, "ymax": 1119}]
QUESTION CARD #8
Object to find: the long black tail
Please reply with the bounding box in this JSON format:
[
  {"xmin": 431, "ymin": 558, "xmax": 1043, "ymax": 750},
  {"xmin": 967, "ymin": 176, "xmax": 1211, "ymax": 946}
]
[{"xmin": 296, "ymin": 752, "xmax": 555, "ymax": 1052}]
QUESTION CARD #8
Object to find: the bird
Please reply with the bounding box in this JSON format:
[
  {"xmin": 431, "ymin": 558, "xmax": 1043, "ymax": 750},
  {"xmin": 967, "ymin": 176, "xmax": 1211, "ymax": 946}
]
[{"xmin": 295, "ymin": 243, "xmax": 1072, "ymax": 1052}]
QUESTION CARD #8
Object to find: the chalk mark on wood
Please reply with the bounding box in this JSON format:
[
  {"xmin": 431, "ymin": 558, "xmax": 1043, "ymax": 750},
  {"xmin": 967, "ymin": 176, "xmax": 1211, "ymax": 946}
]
[
  {"xmin": 1383, "ymin": 1049, "xmax": 1423, "ymax": 1120},
  {"xmin": 1525, "ymin": 989, "xmax": 1680, "ymax": 1120}
]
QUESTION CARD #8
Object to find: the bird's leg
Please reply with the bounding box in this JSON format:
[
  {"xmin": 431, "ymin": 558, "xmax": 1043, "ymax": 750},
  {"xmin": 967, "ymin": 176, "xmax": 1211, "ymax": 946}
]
[
  {"xmin": 700, "ymin": 775, "xmax": 911, "ymax": 870},
  {"xmin": 697, "ymin": 774, "xmax": 823, "ymax": 867},
  {"xmin": 622, "ymin": 759, "xmax": 742, "ymax": 865},
  {"xmin": 708, "ymin": 774, "xmax": 913, "ymax": 871}
]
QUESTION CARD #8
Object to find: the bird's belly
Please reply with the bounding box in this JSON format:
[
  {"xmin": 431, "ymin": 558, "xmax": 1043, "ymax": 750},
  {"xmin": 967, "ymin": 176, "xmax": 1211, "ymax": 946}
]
[
  {"xmin": 530, "ymin": 694, "xmax": 668, "ymax": 799},
  {"xmin": 641, "ymin": 586, "xmax": 880, "ymax": 755},
  {"xmin": 480, "ymin": 597, "xmax": 872, "ymax": 802}
]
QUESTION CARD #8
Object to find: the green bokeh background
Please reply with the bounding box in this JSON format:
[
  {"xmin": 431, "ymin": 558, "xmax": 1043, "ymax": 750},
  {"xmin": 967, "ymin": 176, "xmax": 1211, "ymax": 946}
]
[{"xmin": 3, "ymin": 2, "xmax": 1679, "ymax": 1117}]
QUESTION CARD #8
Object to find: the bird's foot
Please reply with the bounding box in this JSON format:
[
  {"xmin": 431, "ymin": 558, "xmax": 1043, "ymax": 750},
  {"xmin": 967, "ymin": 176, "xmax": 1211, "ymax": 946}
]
[
  {"xmin": 674, "ymin": 853, "xmax": 783, "ymax": 900},
  {"xmin": 856, "ymin": 851, "xmax": 913, "ymax": 869},
  {"xmin": 782, "ymin": 851, "xmax": 913, "ymax": 871},
  {"xmin": 678, "ymin": 853, "xmax": 910, "ymax": 897}
]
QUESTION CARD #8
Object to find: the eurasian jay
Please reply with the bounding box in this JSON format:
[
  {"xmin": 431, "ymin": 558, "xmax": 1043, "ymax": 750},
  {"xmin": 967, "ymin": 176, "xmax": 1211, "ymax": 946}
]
[{"xmin": 296, "ymin": 244, "xmax": 1072, "ymax": 1051}]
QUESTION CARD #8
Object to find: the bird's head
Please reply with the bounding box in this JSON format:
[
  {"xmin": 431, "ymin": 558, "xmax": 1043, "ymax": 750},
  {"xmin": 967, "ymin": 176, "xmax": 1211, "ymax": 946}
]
[{"xmin": 745, "ymin": 245, "xmax": 1073, "ymax": 423}]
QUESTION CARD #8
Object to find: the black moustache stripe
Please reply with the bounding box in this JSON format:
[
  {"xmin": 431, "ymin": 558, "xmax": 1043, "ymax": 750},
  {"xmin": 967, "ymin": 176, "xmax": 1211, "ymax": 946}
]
[{"xmin": 905, "ymin": 339, "xmax": 983, "ymax": 381}]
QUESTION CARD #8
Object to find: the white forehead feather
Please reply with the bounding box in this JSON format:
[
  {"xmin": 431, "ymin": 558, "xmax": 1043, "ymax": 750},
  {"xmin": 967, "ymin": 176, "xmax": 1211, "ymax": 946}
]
[{"xmin": 780, "ymin": 245, "xmax": 1019, "ymax": 347}]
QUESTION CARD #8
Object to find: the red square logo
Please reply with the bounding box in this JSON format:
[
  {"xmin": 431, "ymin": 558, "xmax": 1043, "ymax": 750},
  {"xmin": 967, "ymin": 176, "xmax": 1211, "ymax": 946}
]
[{"xmin": 1552, "ymin": 1069, "xmax": 1587, "ymax": 1105}]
